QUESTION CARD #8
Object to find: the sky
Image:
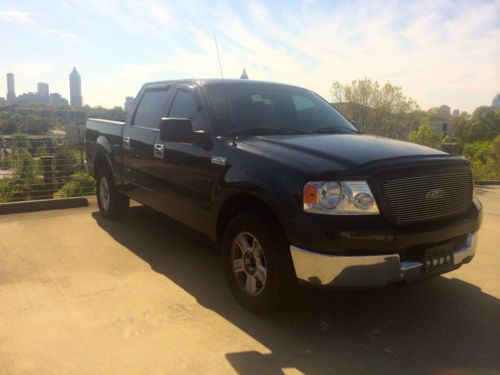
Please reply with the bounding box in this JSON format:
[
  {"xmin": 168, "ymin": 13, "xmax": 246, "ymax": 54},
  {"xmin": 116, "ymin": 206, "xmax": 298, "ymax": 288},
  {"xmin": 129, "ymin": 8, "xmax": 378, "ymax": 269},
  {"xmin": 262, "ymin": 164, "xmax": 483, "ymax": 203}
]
[{"xmin": 0, "ymin": 0, "xmax": 499, "ymax": 112}]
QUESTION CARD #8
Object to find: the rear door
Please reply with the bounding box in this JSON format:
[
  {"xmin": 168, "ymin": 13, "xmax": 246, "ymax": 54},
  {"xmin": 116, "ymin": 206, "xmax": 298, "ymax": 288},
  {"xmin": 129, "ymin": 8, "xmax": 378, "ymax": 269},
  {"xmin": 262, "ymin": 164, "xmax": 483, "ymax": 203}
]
[{"xmin": 121, "ymin": 84, "xmax": 172, "ymax": 205}]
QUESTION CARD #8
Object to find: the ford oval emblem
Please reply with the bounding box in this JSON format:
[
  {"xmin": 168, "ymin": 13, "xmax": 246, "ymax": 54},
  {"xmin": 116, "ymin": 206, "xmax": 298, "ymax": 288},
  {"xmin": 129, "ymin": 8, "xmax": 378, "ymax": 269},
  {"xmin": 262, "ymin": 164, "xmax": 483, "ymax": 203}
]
[{"xmin": 426, "ymin": 188, "xmax": 446, "ymax": 200}]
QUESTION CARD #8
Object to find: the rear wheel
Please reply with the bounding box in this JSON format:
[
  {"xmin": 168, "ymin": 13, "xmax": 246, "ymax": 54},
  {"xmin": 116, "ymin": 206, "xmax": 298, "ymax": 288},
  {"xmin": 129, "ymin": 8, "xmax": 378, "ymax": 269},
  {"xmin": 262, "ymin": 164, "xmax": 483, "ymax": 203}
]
[
  {"xmin": 96, "ymin": 166, "xmax": 129, "ymax": 219},
  {"xmin": 223, "ymin": 210, "xmax": 297, "ymax": 313}
]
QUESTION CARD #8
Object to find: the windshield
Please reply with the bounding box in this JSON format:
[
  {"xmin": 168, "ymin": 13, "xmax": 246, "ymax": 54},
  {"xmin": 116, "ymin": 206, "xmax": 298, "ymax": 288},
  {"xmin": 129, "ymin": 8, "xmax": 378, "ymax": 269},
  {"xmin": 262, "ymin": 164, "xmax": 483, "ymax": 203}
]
[{"xmin": 205, "ymin": 83, "xmax": 358, "ymax": 136}]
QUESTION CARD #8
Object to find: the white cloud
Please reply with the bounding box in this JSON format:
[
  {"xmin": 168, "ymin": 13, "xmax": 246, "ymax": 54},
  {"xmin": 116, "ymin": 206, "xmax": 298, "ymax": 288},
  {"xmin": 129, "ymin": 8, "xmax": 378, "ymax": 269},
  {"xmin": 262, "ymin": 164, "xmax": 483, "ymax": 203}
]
[
  {"xmin": 249, "ymin": 1, "xmax": 269, "ymax": 23},
  {"xmin": 0, "ymin": 10, "xmax": 31, "ymax": 23},
  {"xmin": 44, "ymin": 29, "xmax": 88, "ymax": 45}
]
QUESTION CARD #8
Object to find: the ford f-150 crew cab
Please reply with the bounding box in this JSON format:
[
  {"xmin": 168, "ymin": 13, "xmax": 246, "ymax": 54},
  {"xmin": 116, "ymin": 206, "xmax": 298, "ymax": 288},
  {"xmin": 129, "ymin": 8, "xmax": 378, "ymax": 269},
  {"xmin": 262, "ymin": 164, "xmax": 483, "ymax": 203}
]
[{"xmin": 86, "ymin": 79, "xmax": 482, "ymax": 313}]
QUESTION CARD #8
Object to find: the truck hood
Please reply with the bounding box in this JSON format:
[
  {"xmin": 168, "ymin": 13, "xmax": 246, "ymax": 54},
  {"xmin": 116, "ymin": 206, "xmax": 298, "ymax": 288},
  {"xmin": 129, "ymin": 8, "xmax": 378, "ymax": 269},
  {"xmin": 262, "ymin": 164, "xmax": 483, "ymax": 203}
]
[{"xmin": 238, "ymin": 134, "xmax": 448, "ymax": 173}]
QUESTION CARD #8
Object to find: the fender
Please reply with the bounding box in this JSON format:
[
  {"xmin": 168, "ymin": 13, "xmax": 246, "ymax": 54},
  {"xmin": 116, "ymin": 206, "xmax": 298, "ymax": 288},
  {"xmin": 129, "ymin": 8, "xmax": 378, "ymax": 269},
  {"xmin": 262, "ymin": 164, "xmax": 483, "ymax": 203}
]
[
  {"xmin": 93, "ymin": 136, "xmax": 122, "ymax": 184},
  {"xmin": 211, "ymin": 165, "xmax": 301, "ymax": 241}
]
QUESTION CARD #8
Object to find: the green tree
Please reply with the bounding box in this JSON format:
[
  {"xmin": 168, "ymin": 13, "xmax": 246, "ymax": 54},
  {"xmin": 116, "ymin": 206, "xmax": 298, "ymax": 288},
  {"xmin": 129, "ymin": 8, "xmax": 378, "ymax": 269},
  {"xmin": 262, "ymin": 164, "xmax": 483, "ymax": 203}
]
[
  {"xmin": 0, "ymin": 112, "xmax": 22, "ymax": 134},
  {"xmin": 85, "ymin": 105, "xmax": 126, "ymax": 122},
  {"xmin": 454, "ymin": 107, "xmax": 500, "ymax": 143},
  {"xmin": 330, "ymin": 78, "xmax": 420, "ymax": 139},
  {"xmin": 409, "ymin": 123, "xmax": 441, "ymax": 149},
  {"xmin": 21, "ymin": 114, "xmax": 53, "ymax": 135}
]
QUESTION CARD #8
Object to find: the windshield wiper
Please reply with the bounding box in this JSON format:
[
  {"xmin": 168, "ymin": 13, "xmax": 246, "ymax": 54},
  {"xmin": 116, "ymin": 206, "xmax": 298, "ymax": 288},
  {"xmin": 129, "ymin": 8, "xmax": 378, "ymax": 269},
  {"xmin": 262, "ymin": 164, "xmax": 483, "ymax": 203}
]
[{"xmin": 227, "ymin": 127, "xmax": 310, "ymax": 136}]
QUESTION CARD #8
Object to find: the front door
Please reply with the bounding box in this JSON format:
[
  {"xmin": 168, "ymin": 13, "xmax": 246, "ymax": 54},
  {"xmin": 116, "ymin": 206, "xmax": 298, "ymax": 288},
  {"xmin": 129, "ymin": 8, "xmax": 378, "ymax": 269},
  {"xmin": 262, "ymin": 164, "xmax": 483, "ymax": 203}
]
[{"xmin": 153, "ymin": 85, "xmax": 223, "ymax": 234}]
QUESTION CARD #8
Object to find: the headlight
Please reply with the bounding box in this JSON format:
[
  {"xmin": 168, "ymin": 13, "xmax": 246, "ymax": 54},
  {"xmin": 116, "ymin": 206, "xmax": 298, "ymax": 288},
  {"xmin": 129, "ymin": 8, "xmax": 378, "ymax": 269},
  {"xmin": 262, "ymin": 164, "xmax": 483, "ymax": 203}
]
[{"xmin": 303, "ymin": 181, "xmax": 379, "ymax": 215}]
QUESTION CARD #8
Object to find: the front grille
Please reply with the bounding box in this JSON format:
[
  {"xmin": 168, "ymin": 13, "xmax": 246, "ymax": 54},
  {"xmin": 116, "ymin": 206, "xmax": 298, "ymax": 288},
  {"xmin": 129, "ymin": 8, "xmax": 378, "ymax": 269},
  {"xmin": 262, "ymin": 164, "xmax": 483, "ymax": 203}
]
[{"xmin": 381, "ymin": 171, "xmax": 472, "ymax": 224}]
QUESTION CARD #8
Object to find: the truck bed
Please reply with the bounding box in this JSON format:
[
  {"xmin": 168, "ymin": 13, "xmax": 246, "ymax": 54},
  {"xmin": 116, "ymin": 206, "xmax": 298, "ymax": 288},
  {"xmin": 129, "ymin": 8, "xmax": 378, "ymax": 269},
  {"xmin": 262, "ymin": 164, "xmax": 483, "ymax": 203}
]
[{"xmin": 86, "ymin": 118, "xmax": 124, "ymax": 139}]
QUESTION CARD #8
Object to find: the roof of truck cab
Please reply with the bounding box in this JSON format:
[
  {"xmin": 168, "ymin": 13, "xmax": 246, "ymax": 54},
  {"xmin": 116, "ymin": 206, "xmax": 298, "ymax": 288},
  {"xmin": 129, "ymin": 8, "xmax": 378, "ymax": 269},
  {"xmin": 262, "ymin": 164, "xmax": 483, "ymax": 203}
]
[{"xmin": 142, "ymin": 79, "xmax": 304, "ymax": 89}]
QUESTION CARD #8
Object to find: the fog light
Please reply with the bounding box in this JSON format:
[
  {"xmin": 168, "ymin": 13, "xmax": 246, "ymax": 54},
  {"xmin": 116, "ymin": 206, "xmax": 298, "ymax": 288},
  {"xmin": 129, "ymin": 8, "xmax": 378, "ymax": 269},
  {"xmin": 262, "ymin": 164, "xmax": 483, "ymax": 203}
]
[{"xmin": 353, "ymin": 192, "xmax": 374, "ymax": 210}]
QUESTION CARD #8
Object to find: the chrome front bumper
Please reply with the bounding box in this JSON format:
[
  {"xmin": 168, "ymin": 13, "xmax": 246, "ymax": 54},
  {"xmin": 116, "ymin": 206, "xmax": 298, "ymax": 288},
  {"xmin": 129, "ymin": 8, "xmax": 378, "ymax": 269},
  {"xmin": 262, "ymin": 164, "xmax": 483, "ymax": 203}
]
[{"xmin": 290, "ymin": 232, "xmax": 478, "ymax": 287}]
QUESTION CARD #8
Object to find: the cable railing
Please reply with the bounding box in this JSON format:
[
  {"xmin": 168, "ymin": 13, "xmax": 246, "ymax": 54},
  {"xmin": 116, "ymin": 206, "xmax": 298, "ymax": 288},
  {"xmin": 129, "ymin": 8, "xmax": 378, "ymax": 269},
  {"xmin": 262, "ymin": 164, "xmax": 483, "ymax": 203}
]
[{"xmin": 0, "ymin": 135, "xmax": 94, "ymax": 203}]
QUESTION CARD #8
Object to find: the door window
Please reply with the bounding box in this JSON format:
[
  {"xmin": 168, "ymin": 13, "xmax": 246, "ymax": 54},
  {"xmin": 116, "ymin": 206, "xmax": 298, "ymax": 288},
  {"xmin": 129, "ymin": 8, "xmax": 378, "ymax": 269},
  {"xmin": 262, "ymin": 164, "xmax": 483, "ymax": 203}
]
[
  {"xmin": 169, "ymin": 89, "xmax": 203, "ymax": 130},
  {"xmin": 133, "ymin": 88, "xmax": 171, "ymax": 129}
]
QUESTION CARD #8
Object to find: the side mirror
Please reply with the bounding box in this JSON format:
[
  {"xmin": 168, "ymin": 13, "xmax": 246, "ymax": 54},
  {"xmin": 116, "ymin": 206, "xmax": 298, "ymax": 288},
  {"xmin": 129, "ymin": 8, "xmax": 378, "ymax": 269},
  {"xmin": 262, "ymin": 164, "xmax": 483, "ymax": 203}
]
[{"xmin": 160, "ymin": 118, "xmax": 198, "ymax": 143}]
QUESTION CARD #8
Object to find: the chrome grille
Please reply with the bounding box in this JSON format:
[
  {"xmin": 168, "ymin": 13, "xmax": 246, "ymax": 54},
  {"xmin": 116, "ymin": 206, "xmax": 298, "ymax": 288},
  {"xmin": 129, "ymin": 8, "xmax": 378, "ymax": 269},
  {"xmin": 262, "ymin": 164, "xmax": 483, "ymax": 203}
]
[{"xmin": 382, "ymin": 171, "xmax": 472, "ymax": 224}]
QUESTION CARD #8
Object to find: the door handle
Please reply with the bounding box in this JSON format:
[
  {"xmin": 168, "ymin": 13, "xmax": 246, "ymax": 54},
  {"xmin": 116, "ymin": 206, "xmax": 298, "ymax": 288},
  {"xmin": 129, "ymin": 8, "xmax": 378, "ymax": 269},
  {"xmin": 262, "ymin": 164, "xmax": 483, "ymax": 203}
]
[
  {"xmin": 123, "ymin": 137, "xmax": 131, "ymax": 150},
  {"xmin": 154, "ymin": 144, "xmax": 165, "ymax": 159}
]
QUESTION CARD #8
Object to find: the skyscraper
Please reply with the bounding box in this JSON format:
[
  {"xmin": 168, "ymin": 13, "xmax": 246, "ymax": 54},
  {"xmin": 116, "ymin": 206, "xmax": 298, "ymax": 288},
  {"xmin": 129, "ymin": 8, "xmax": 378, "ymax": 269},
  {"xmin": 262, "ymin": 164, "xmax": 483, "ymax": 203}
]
[
  {"xmin": 492, "ymin": 93, "xmax": 500, "ymax": 109},
  {"xmin": 37, "ymin": 82, "xmax": 50, "ymax": 104},
  {"xmin": 69, "ymin": 67, "xmax": 82, "ymax": 106},
  {"xmin": 6, "ymin": 73, "xmax": 16, "ymax": 103}
]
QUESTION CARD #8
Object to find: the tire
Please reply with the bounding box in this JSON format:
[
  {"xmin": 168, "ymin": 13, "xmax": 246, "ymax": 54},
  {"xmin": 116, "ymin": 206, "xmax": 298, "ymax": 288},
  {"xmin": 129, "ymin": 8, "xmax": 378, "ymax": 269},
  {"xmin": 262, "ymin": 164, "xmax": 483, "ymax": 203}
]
[
  {"xmin": 223, "ymin": 210, "xmax": 297, "ymax": 314},
  {"xmin": 96, "ymin": 166, "xmax": 129, "ymax": 220}
]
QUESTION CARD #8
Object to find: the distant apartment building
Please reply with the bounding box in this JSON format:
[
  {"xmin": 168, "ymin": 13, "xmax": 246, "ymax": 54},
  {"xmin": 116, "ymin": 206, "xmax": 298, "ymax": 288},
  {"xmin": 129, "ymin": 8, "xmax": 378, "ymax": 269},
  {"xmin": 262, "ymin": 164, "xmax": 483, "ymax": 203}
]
[
  {"xmin": 437, "ymin": 105, "xmax": 451, "ymax": 117},
  {"xmin": 6, "ymin": 73, "xmax": 16, "ymax": 103},
  {"xmin": 37, "ymin": 82, "xmax": 50, "ymax": 104},
  {"xmin": 430, "ymin": 115, "xmax": 454, "ymax": 139},
  {"xmin": 452, "ymin": 109, "xmax": 460, "ymax": 117},
  {"xmin": 49, "ymin": 93, "xmax": 69, "ymax": 106},
  {"xmin": 69, "ymin": 67, "xmax": 83, "ymax": 106},
  {"xmin": 492, "ymin": 93, "xmax": 500, "ymax": 109},
  {"xmin": 124, "ymin": 96, "xmax": 135, "ymax": 112},
  {"xmin": 16, "ymin": 90, "xmax": 69, "ymax": 107},
  {"xmin": 16, "ymin": 92, "xmax": 46, "ymax": 105}
]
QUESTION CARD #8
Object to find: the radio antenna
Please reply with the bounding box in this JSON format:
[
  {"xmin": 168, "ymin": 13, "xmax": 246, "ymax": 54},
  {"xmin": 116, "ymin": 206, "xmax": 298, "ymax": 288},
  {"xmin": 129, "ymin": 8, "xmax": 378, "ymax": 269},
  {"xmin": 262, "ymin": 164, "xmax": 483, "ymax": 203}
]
[
  {"xmin": 213, "ymin": 33, "xmax": 236, "ymax": 143},
  {"xmin": 213, "ymin": 34, "xmax": 225, "ymax": 81}
]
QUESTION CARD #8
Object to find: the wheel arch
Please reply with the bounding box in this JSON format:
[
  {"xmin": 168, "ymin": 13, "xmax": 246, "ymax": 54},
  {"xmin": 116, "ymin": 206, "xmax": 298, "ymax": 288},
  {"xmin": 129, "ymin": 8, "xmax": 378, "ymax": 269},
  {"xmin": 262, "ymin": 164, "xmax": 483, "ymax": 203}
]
[
  {"xmin": 93, "ymin": 151, "xmax": 111, "ymax": 177},
  {"xmin": 215, "ymin": 191, "xmax": 290, "ymax": 246}
]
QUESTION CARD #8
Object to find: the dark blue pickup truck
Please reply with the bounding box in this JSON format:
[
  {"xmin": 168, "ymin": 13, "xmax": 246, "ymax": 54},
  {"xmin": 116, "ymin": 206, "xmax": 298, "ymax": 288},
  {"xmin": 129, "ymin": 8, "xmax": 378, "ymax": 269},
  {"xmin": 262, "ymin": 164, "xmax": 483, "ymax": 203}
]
[{"xmin": 86, "ymin": 79, "xmax": 482, "ymax": 313}]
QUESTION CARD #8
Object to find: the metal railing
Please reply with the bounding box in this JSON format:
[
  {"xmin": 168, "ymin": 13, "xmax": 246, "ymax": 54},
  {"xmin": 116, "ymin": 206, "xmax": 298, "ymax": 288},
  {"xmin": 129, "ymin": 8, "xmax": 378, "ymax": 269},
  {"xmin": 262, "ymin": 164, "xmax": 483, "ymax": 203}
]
[{"xmin": 0, "ymin": 136, "xmax": 94, "ymax": 203}]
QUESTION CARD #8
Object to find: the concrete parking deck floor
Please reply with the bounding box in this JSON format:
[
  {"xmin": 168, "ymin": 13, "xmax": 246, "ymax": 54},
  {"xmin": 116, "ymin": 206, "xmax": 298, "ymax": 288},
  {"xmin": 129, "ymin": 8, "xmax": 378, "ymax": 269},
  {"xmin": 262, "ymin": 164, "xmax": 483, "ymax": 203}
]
[{"xmin": 1, "ymin": 188, "xmax": 499, "ymax": 375}]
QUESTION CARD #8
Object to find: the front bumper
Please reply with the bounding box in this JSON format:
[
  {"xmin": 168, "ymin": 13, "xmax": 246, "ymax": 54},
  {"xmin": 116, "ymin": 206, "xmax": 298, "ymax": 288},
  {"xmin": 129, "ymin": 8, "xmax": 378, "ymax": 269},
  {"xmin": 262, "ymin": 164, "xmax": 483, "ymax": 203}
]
[{"xmin": 290, "ymin": 232, "xmax": 478, "ymax": 287}]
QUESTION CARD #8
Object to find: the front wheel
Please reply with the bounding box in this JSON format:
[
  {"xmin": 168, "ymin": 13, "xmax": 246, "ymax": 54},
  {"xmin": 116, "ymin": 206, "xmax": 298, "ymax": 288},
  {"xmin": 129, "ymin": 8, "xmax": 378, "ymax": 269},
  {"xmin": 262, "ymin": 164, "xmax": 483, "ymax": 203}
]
[
  {"xmin": 223, "ymin": 210, "xmax": 297, "ymax": 314},
  {"xmin": 96, "ymin": 166, "xmax": 129, "ymax": 219}
]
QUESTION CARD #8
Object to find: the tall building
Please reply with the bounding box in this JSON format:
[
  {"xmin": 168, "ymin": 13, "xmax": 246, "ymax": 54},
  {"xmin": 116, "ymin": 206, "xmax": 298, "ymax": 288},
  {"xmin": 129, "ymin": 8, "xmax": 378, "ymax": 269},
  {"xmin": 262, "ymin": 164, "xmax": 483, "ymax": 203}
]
[
  {"xmin": 492, "ymin": 93, "xmax": 500, "ymax": 109},
  {"xmin": 37, "ymin": 82, "xmax": 50, "ymax": 104},
  {"xmin": 69, "ymin": 67, "xmax": 82, "ymax": 106},
  {"xmin": 452, "ymin": 109, "xmax": 460, "ymax": 117},
  {"xmin": 124, "ymin": 96, "xmax": 135, "ymax": 112},
  {"xmin": 6, "ymin": 73, "xmax": 16, "ymax": 103}
]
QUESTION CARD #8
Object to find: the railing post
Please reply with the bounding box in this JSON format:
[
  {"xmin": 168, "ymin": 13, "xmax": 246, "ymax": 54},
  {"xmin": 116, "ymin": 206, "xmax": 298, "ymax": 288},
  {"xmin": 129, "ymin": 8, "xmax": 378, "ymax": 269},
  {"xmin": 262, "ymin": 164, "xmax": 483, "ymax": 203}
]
[{"xmin": 40, "ymin": 156, "xmax": 55, "ymax": 197}]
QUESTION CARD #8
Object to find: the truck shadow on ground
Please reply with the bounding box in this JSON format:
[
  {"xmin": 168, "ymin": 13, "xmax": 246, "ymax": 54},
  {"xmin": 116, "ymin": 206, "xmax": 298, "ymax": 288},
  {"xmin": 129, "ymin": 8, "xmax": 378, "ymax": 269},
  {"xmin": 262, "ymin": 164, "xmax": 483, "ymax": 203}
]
[{"xmin": 92, "ymin": 206, "xmax": 500, "ymax": 375}]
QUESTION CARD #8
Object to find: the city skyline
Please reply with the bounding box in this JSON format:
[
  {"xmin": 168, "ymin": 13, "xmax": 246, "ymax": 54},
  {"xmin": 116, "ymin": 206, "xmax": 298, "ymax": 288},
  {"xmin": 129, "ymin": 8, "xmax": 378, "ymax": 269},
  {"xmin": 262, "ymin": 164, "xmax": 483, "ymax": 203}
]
[
  {"xmin": 3, "ymin": 70, "xmax": 72, "ymax": 106},
  {"xmin": 0, "ymin": 1, "xmax": 499, "ymax": 112}
]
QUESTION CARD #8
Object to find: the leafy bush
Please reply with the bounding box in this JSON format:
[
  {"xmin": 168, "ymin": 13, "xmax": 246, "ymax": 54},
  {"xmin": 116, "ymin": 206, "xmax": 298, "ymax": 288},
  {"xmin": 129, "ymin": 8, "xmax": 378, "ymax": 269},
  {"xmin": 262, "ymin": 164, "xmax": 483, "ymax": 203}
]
[
  {"xmin": 53, "ymin": 149, "xmax": 80, "ymax": 183},
  {"xmin": 0, "ymin": 179, "xmax": 20, "ymax": 203},
  {"xmin": 463, "ymin": 136, "xmax": 500, "ymax": 180},
  {"xmin": 54, "ymin": 172, "xmax": 95, "ymax": 198}
]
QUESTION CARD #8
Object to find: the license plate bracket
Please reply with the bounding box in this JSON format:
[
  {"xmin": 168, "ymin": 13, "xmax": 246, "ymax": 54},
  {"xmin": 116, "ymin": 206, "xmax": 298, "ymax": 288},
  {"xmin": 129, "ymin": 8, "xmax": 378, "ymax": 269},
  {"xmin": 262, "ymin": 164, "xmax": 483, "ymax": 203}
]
[{"xmin": 424, "ymin": 243, "xmax": 454, "ymax": 275}]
